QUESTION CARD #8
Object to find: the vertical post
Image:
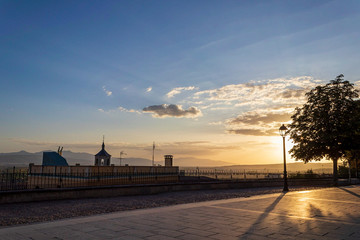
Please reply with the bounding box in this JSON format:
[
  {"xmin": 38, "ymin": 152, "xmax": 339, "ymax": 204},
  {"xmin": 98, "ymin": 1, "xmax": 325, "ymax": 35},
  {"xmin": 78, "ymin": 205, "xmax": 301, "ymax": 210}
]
[
  {"xmin": 282, "ymin": 136, "xmax": 289, "ymax": 192},
  {"xmin": 152, "ymin": 142, "xmax": 155, "ymax": 166},
  {"xmin": 348, "ymin": 160, "xmax": 351, "ymax": 184}
]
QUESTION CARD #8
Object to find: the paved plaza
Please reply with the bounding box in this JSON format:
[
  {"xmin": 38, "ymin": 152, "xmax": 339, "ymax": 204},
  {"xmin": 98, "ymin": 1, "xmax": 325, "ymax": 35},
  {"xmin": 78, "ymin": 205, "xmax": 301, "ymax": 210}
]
[{"xmin": 0, "ymin": 186, "xmax": 360, "ymax": 239}]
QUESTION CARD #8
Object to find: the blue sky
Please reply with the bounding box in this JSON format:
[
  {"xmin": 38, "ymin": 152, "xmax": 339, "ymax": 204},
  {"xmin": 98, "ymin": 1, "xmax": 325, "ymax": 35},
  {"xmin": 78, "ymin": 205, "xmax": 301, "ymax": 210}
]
[{"xmin": 1, "ymin": 0, "xmax": 360, "ymax": 164}]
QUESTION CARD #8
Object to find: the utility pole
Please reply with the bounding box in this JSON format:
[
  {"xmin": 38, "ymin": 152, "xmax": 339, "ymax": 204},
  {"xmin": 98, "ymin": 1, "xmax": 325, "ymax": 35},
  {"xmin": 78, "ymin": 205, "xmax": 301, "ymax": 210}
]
[{"xmin": 152, "ymin": 142, "xmax": 155, "ymax": 166}]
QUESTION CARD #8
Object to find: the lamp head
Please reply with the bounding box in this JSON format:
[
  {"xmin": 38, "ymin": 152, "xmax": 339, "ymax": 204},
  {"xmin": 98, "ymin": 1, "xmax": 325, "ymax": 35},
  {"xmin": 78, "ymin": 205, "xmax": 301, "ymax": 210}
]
[{"xmin": 279, "ymin": 124, "xmax": 287, "ymax": 137}]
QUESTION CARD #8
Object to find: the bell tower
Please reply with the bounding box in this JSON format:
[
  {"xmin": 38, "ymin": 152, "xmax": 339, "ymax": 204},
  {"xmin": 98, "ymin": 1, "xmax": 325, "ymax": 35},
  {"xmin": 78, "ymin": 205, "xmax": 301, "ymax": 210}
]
[{"xmin": 94, "ymin": 136, "xmax": 111, "ymax": 166}]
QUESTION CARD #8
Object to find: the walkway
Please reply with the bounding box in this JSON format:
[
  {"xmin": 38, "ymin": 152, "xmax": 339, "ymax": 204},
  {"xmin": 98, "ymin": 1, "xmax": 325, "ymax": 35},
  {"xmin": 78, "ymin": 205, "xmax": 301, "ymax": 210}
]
[{"xmin": 1, "ymin": 186, "xmax": 360, "ymax": 239}]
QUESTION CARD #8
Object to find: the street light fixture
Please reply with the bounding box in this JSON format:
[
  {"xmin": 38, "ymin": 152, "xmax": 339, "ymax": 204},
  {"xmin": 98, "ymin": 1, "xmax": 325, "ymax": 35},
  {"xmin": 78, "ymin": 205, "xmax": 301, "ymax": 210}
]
[{"xmin": 279, "ymin": 124, "xmax": 289, "ymax": 192}]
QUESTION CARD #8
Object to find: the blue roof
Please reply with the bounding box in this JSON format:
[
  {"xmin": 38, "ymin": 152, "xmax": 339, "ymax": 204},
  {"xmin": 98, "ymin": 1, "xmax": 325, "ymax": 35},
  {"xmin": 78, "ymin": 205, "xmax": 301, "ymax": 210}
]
[{"xmin": 42, "ymin": 152, "xmax": 69, "ymax": 166}]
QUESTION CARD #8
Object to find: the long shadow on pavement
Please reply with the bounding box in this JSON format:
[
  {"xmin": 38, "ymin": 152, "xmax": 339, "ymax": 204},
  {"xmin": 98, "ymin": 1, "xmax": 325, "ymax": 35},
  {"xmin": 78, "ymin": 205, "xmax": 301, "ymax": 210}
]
[
  {"xmin": 338, "ymin": 186, "xmax": 360, "ymax": 199},
  {"xmin": 240, "ymin": 192, "xmax": 286, "ymax": 239}
]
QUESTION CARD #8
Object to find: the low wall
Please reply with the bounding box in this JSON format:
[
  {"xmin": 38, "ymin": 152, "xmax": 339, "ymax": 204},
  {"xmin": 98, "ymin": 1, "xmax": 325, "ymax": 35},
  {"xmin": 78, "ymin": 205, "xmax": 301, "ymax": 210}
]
[
  {"xmin": 29, "ymin": 165, "xmax": 179, "ymax": 175},
  {"xmin": 0, "ymin": 178, "xmax": 335, "ymax": 204}
]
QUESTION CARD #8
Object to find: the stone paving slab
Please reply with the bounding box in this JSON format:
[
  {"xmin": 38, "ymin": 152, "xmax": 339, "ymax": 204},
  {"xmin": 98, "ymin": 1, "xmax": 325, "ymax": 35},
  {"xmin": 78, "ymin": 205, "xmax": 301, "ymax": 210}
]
[{"xmin": 1, "ymin": 186, "xmax": 360, "ymax": 239}]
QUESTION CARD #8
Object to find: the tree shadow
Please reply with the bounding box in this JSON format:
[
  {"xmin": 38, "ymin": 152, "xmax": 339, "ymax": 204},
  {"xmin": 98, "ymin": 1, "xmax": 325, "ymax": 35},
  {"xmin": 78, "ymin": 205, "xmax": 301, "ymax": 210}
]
[
  {"xmin": 240, "ymin": 192, "xmax": 286, "ymax": 239},
  {"xmin": 307, "ymin": 203, "xmax": 323, "ymax": 218},
  {"xmin": 337, "ymin": 187, "xmax": 360, "ymax": 199}
]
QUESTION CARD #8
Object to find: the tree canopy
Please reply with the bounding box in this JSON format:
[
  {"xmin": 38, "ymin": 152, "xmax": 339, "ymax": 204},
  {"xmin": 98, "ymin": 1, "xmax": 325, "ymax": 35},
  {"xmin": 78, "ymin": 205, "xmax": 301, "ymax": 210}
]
[{"xmin": 287, "ymin": 74, "xmax": 359, "ymax": 184}]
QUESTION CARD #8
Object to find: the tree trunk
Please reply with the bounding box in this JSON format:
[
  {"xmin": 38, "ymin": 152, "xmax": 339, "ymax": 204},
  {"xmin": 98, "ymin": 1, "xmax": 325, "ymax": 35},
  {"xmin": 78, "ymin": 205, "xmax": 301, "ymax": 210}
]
[
  {"xmin": 348, "ymin": 160, "xmax": 351, "ymax": 184},
  {"xmin": 333, "ymin": 158, "xmax": 338, "ymax": 186}
]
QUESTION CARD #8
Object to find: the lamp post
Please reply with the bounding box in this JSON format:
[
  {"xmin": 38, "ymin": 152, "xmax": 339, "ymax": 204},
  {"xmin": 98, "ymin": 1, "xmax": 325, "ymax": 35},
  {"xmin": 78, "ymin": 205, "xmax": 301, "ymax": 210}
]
[{"xmin": 279, "ymin": 124, "xmax": 289, "ymax": 192}]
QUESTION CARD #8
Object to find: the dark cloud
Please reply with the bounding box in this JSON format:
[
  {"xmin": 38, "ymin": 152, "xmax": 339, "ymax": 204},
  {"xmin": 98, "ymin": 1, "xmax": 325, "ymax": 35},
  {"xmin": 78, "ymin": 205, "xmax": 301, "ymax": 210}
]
[
  {"xmin": 229, "ymin": 112, "xmax": 291, "ymax": 125},
  {"xmin": 143, "ymin": 104, "xmax": 201, "ymax": 118},
  {"xmin": 227, "ymin": 129, "xmax": 278, "ymax": 136}
]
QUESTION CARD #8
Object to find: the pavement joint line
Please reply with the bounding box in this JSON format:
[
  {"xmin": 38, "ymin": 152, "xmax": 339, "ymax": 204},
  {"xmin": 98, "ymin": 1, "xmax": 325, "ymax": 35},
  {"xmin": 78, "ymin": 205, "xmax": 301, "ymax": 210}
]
[{"xmin": 208, "ymin": 205, "xmax": 360, "ymax": 226}]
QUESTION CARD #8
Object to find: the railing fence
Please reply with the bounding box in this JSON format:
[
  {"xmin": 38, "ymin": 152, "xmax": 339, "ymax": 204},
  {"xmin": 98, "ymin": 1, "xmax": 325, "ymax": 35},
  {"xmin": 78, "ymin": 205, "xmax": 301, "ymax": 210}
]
[{"xmin": 0, "ymin": 167, "xmax": 333, "ymax": 192}]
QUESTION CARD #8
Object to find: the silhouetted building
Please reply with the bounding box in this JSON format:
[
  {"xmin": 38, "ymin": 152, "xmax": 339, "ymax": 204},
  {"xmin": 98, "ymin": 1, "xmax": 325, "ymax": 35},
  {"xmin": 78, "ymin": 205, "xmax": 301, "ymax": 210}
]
[
  {"xmin": 164, "ymin": 155, "xmax": 173, "ymax": 167},
  {"xmin": 95, "ymin": 140, "xmax": 111, "ymax": 166},
  {"xmin": 42, "ymin": 152, "xmax": 69, "ymax": 166}
]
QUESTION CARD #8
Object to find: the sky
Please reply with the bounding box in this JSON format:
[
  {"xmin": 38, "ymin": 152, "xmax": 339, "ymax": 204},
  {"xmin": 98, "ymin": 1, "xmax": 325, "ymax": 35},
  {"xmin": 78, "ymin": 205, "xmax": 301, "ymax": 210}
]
[{"xmin": 1, "ymin": 0, "xmax": 360, "ymax": 165}]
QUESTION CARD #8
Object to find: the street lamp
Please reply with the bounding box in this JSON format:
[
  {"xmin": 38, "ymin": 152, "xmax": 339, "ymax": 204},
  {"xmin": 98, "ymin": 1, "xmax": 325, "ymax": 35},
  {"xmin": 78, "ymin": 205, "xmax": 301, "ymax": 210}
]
[{"xmin": 279, "ymin": 124, "xmax": 289, "ymax": 192}]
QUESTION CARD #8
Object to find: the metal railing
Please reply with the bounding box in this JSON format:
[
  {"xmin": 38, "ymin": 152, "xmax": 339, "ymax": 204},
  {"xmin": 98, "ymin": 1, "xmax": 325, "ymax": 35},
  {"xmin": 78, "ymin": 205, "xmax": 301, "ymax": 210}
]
[
  {"xmin": 0, "ymin": 167, "xmax": 333, "ymax": 192},
  {"xmin": 181, "ymin": 169, "xmax": 332, "ymax": 180},
  {"xmin": 0, "ymin": 167, "xmax": 178, "ymax": 191}
]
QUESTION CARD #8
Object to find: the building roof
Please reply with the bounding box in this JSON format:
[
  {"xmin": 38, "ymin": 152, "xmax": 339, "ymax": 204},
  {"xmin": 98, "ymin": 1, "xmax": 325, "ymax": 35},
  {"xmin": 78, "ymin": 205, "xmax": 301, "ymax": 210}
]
[
  {"xmin": 95, "ymin": 141, "xmax": 111, "ymax": 157},
  {"xmin": 42, "ymin": 152, "xmax": 69, "ymax": 166}
]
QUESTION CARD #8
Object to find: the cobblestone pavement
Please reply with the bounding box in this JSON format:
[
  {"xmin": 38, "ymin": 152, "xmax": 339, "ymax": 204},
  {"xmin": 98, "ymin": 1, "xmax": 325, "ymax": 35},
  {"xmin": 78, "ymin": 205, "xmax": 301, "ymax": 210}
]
[{"xmin": 1, "ymin": 186, "xmax": 359, "ymax": 239}]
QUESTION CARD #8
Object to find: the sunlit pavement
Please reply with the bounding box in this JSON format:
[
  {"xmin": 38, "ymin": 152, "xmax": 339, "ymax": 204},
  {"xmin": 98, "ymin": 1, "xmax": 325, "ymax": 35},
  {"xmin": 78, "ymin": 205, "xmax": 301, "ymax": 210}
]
[{"xmin": 1, "ymin": 186, "xmax": 360, "ymax": 240}]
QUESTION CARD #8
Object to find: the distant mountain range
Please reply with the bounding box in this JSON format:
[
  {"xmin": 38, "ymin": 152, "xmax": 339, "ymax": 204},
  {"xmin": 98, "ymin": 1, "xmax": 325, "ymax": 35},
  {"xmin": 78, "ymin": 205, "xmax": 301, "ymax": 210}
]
[
  {"xmin": 0, "ymin": 151, "xmax": 334, "ymax": 172},
  {"xmin": 0, "ymin": 150, "xmax": 154, "ymax": 167},
  {"xmin": 0, "ymin": 150, "xmax": 234, "ymax": 168}
]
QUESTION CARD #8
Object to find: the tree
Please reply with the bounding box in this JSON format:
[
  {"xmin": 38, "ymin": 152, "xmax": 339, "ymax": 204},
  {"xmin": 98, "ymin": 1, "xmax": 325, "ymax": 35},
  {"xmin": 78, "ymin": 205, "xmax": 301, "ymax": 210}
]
[
  {"xmin": 287, "ymin": 74, "xmax": 359, "ymax": 185},
  {"xmin": 344, "ymin": 100, "xmax": 360, "ymax": 178}
]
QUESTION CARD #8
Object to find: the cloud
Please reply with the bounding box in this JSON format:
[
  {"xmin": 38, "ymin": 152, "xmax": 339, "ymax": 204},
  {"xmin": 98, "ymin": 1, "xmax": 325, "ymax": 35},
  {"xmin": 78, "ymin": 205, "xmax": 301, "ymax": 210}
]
[
  {"xmin": 153, "ymin": 141, "xmax": 241, "ymax": 156},
  {"xmin": 167, "ymin": 86, "xmax": 198, "ymax": 98},
  {"xmin": 192, "ymin": 76, "xmax": 321, "ymax": 109},
  {"xmin": 227, "ymin": 129, "xmax": 278, "ymax": 136},
  {"xmin": 97, "ymin": 106, "xmax": 141, "ymax": 114},
  {"xmin": 181, "ymin": 76, "xmax": 324, "ymax": 136},
  {"xmin": 142, "ymin": 104, "xmax": 202, "ymax": 118},
  {"xmin": 97, "ymin": 108, "xmax": 116, "ymax": 114},
  {"xmin": 9, "ymin": 138, "xmax": 54, "ymax": 146},
  {"xmin": 228, "ymin": 112, "xmax": 292, "ymax": 125},
  {"xmin": 102, "ymin": 86, "xmax": 112, "ymax": 96},
  {"xmin": 208, "ymin": 121, "xmax": 223, "ymax": 126},
  {"xmin": 118, "ymin": 106, "xmax": 141, "ymax": 114},
  {"xmin": 146, "ymin": 87, "xmax": 152, "ymax": 92},
  {"xmin": 226, "ymin": 109, "xmax": 293, "ymax": 137}
]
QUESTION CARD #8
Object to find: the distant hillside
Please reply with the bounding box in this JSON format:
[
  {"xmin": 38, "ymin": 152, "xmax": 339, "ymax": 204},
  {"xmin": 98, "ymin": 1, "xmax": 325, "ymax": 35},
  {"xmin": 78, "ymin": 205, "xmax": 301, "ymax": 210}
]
[
  {"xmin": 0, "ymin": 151, "xmax": 43, "ymax": 167},
  {"xmin": 173, "ymin": 157, "xmax": 234, "ymax": 167},
  {"xmin": 191, "ymin": 162, "xmax": 334, "ymax": 173},
  {"xmin": 0, "ymin": 151, "xmax": 154, "ymax": 167},
  {"xmin": 0, "ymin": 151, "xmax": 234, "ymax": 167},
  {"xmin": 0, "ymin": 150, "xmax": 94, "ymax": 167}
]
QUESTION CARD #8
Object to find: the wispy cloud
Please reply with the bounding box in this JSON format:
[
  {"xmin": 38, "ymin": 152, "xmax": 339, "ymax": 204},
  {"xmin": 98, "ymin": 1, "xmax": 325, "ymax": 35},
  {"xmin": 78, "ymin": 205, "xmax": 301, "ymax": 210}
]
[
  {"xmin": 228, "ymin": 111, "xmax": 292, "ymax": 125},
  {"xmin": 97, "ymin": 108, "xmax": 116, "ymax": 114},
  {"xmin": 143, "ymin": 104, "xmax": 202, "ymax": 118},
  {"xmin": 97, "ymin": 106, "xmax": 141, "ymax": 114},
  {"xmin": 186, "ymin": 76, "xmax": 323, "ymax": 136},
  {"xmin": 118, "ymin": 106, "xmax": 142, "ymax": 114},
  {"xmin": 208, "ymin": 121, "xmax": 223, "ymax": 126},
  {"xmin": 226, "ymin": 108, "xmax": 293, "ymax": 136},
  {"xmin": 193, "ymin": 76, "xmax": 321, "ymax": 109},
  {"xmin": 228, "ymin": 128, "xmax": 278, "ymax": 136},
  {"xmin": 166, "ymin": 86, "xmax": 198, "ymax": 98},
  {"xmin": 102, "ymin": 86, "xmax": 112, "ymax": 96},
  {"xmin": 146, "ymin": 86, "xmax": 152, "ymax": 92}
]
